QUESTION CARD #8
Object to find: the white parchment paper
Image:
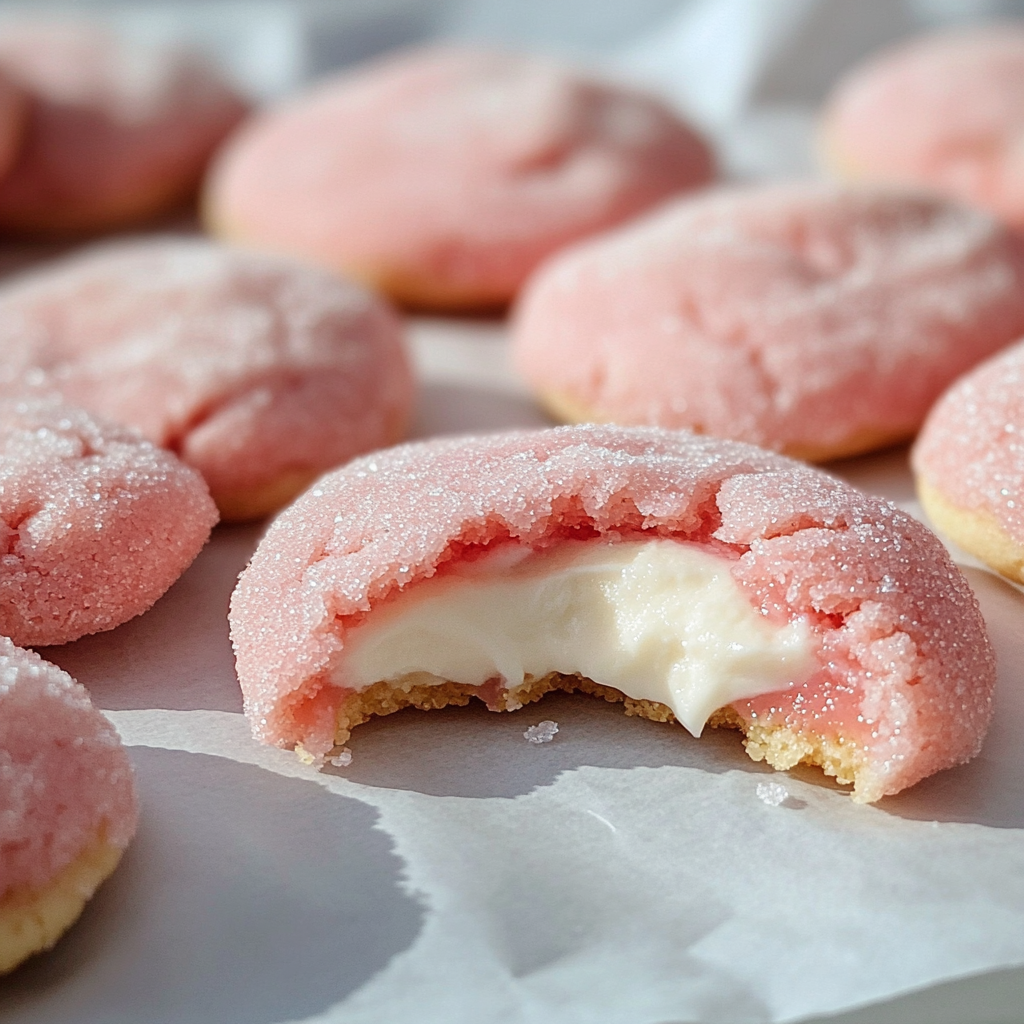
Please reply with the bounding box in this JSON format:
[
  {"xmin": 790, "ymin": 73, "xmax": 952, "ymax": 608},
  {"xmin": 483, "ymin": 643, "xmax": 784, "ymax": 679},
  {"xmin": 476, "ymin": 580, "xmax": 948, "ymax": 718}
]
[{"xmin": 1, "ymin": 322, "xmax": 1023, "ymax": 1024}]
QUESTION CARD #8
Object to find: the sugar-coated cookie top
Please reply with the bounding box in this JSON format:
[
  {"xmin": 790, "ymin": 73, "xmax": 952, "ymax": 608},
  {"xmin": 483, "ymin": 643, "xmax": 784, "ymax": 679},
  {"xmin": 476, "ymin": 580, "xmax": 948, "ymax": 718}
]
[
  {"xmin": 823, "ymin": 24, "xmax": 1024, "ymax": 226},
  {"xmin": 231, "ymin": 425, "xmax": 993, "ymax": 799},
  {"xmin": 0, "ymin": 394, "xmax": 217, "ymax": 645},
  {"xmin": 0, "ymin": 636, "xmax": 137, "ymax": 895},
  {"xmin": 512, "ymin": 182, "xmax": 1024, "ymax": 456},
  {"xmin": 913, "ymin": 338, "xmax": 1024, "ymax": 540},
  {"xmin": 206, "ymin": 46, "xmax": 714, "ymax": 304},
  {"xmin": 0, "ymin": 237, "xmax": 413, "ymax": 508}
]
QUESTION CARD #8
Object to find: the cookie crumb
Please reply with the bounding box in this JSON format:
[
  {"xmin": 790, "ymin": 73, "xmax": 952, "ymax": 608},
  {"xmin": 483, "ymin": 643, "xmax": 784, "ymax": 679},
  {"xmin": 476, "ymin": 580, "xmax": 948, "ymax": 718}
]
[
  {"xmin": 524, "ymin": 720, "xmax": 558, "ymax": 744},
  {"xmin": 756, "ymin": 781, "xmax": 789, "ymax": 806}
]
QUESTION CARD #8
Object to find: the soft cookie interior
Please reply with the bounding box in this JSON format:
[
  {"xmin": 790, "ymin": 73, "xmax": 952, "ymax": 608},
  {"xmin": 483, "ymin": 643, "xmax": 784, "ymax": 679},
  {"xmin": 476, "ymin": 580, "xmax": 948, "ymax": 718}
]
[{"xmin": 322, "ymin": 536, "xmax": 826, "ymax": 777}]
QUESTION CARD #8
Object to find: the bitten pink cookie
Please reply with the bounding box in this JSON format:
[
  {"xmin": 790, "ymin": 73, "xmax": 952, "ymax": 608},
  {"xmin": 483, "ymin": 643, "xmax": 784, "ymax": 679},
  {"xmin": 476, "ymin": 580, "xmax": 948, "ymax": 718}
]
[
  {"xmin": 511, "ymin": 183, "xmax": 1024, "ymax": 461},
  {"xmin": 229, "ymin": 425, "xmax": 995, "ymax": 803},
  {"xmin": 0, "ymin": 237, "xmax": 414, "ymax": 521},
  {"xmin": 204, "ymin": 45, "xmax": 714, "ymax": 311},
  {"xmin": 0, "ymin": 18, "xmax": 247, "ymax": 235},
  {"xmin": 820, "ymin": 24, "xmax": 1024, "ymax": 229},
  {"xmin": 1, "ymin": 637, "xmax": 138, "ymax": 973},
  {"xmin": 0, "ymin": 394, "xmax": 217, "ymax": 647},
  {"xmin": 913, "ymin": 338, "xmax": 1024, "ymax": 581}
]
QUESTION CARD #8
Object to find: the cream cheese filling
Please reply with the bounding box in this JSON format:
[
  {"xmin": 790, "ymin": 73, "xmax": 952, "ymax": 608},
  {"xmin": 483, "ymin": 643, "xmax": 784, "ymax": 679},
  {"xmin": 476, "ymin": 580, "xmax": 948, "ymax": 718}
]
[{"xmin": 337, "ymin": 538, "xmax": 815, "ymax": 736}]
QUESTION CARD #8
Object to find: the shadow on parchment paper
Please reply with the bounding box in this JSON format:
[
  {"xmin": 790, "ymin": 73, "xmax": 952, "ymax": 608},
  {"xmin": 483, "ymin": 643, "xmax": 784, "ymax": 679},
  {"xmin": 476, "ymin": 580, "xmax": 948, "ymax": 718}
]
[
  {"xmin": 877, "ymin": 567, "xmax": 1024, "ymax": 831},
  {"xmin": 327, "ymin": 688, "xmax": 816, "ymax": 800},
  {"xmin": 40, "ymin": 523, "xmax": 266, "ymax": 715},
  {"xmin": 410, "ymin": 380, "xmax": 552, "ymax": 439},
  {"xmin": 790, "ymin": 964, "xmax": 1024, "ymax": 1024},
  {"xmin": 0, "ymin": 748, "xmax": 424, "ymax": 1024}
]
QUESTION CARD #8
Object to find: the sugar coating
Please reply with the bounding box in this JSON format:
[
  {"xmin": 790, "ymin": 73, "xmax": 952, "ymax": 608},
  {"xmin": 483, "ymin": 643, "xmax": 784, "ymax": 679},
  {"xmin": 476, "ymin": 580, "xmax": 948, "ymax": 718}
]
[
  {"xmin": 524, "ymin": 721, "xmax": 559, "ymax": 744},
  {"xmin": 0, "ymin": 394, "xmax": 217, "ymax": 646},
  {"xmin": 230, "ymin": 424, "xmax": 994, "ymax": 801},
  {"xmin": 0, "ymin": 18, "xmax": 247, "ymax": 234},
  {"xmin": 511, "ymin": 183, "xmax": 1024, "ymax": 459},
  {"xmin": 205, "ymin": 46, "xmax": 714, "ymax": 310},
  {"xmin": 0, "ymin": 636, "xmax": 137, "ymax": 897},
  {"xmin": 0, "ymin": 237, "xmax": 415, "ymax": 519},
  {"xmin": 913, "ymin": 338, "xmax": 1024, "ymax": 559},
  {"xmin": 755, "ymin": 781, "xmax": 789, "ymax": 807},
  {"xmin": 821, "ymin": 23, "xmax": 1024, "ymax": 229}
]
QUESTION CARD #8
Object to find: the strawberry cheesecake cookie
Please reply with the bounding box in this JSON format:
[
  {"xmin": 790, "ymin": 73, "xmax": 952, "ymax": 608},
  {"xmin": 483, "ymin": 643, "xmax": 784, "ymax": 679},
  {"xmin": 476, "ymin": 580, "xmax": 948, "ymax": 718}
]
[
  {"xmin": 511, "ymin": 182, "xmax": 1024, "ymax": 460},
  {"xmin": 0, "ymin": 17, "xmax": 247, "ymax": 235},
  {"xmin": 0, "ymin": 237, "xmax": 414, "ymax": 521},
  {"xmin": 0, "ymin": 394, "xmax": 217, "ymax": 647},
  {"xmin": 913, "ymin": 338, "xmax": 1024, "ymax": 582},
  {"xmin": 230, "ymin": 425, "xmax": 995, "ymax": 803},
  {"xmin": 1, "ymin": 637, "xmax": 138, "ymax": 973},
  {"xmin": 820, "ymin": 23, "xmax": 1024, "ymax": 229},
  {"xmin": 205, "ymin": 45, "xmax": 714, "ymax": 310}
]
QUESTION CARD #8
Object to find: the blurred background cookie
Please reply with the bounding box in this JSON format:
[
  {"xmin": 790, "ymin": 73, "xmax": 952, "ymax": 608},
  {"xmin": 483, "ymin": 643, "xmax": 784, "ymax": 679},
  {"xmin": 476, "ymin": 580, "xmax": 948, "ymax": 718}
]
[
  {"xmin": 0, "ymin": 238, "xmax": 414, "ymax": 520},
  {"xmin": 512, "ymin": 182, "xmax": 1024, "ymax": 459},
  {"xmin": 204, "ymin": 45, "xmax": 715, "ymax": 311},
  {"xmin": 821, "ymin": 23, "xmax": 1024, "ymax": 229},
  {"xmin": 0, "ymin": 17, "xmax": 248, "ymax": 236}
]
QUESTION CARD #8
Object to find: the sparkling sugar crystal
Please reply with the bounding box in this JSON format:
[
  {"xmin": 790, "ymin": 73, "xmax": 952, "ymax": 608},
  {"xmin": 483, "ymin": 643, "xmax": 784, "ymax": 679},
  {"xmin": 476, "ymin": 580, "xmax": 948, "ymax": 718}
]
[
  {"xmin": 756, "ymin": 781, "xmax": 790, "ymax": 806},
  {"xmin": 328, "ymin": 748, "xmax": 353, "ymax": 768},
  {"xmin": 524, "ymin": 720, "xmax": 559, "ymax": 744}
]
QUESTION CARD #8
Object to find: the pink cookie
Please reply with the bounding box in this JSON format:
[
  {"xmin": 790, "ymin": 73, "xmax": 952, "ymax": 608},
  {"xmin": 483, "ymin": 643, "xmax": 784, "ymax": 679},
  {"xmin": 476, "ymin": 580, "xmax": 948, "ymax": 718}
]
[
  {"xmin": 0, "ymin": 394, "xmax": 217, "ymax": 646},
  {"xmin": 821, "ymin": 24, "xmax": 1024, "ymax": 229},
  {"xmin": 204, "ymin": 45, "xmax": 714, "ymax": 311},
  {"xmin": 0, "ymin": 636, "xmax": 138, "ymax": 973},
  {"xmin": 0, "ymin": 237, "xmax": 415, "ymax": 521},
  {"xmin": 0, "ymin": 18, "xmax": 247, "ymax": 235},
  {"xmin": 511, "ymin": 182, "xmax": 1024, "ymax": 461},
  {"xmin": 229, "ymin": 424, "xmax": 994, "ymax": 803},
  {"xmin": 913, "ymin": 337, "xmax": 1024, "ymax": 581}
]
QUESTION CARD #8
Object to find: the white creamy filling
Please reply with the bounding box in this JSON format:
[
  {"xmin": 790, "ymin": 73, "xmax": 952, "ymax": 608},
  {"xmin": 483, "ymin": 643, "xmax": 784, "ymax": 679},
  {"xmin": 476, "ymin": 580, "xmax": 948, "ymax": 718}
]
[{"xmin": 337, "ymin": 539, "xmax": 815, "ymax": 736}]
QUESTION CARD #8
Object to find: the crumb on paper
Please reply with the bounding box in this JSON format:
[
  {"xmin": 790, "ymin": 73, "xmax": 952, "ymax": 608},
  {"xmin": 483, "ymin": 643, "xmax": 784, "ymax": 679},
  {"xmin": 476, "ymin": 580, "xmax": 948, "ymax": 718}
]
[
  {"xmin": 329, "ymin": 748, "xmax": 353, "ymax": 768},
  {"xmin": 295, "ymin": 744, "xmax": 318, "ymax": 766},
  {"xmin": 524, "ymin": 720, "xmax": 559, "ymax": 744},
  {"xmin": 756, "ymin": 781, "xmax": 789, "ymax": 807}
]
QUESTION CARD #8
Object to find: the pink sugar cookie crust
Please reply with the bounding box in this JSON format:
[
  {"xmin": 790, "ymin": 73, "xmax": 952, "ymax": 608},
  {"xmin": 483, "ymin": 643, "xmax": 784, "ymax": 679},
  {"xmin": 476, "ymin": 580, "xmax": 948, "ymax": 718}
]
[
  {"xmin": 0, "ymin": 636, "xmax": 137, "ymax": 897},
  {"xmin": 821, "ymin": 23, "xmax": 1024, "ymax": 230},
  {"xmin": 510, "ymin": 182, "xmax": 1024, "ymax": 459},
  {"xmin": 230, "ymin": 424, "xmax": 994, "ymax": 802},
  {"xmin": 913, "ymin": 337, "xmax": 1024, "ymax": 546},
  {"xmin": 0, "ymin": 18, "xmax": 248, "ymax": 235},
  {"xmin": 0, "ymin": 394, "xmax": 217, "ymax": 646},
  {"xmin": 0, "ymin": 237, "xmax": 415, "ymax": 520},
  {"xmin": 204, "ymin": 45, "xmax": 715, "ymax": 310}
]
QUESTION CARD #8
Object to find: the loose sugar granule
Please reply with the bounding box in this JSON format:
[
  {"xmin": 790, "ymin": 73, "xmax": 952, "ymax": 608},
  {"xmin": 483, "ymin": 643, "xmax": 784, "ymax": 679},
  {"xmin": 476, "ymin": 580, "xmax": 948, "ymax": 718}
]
[
  {"xmin": 524, "ymin": 720, "xmax": 559, "ymax": 744},
  {"xmin": 756, "ymin": 781, "xmax": 789, "ymax": 807},
  {"xmin": 329, "ymin": 748, "xmax": 353, "ymax": 768}
]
